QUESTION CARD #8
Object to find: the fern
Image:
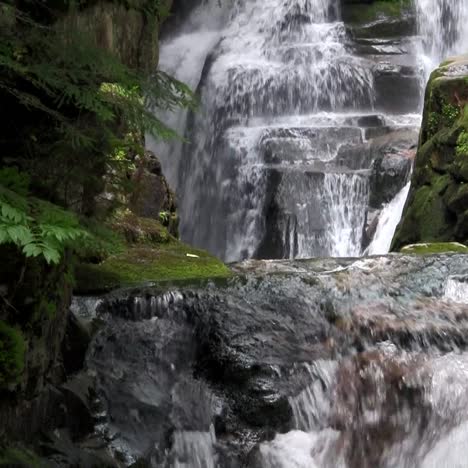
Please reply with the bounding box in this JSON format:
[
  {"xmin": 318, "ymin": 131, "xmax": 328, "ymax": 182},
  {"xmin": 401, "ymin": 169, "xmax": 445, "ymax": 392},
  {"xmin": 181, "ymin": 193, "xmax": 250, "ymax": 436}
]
[{"xmin": 0, "ymin": 171, "xmax": 88, "ymax": 264}]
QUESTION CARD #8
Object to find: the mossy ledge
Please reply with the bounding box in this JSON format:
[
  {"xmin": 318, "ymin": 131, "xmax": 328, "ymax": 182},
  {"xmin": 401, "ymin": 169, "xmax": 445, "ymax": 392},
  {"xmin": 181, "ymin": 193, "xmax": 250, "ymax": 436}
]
[
  {"xmin": 400, "ymin": 242, "xmax": 468, "ymax": 255},
  {"xmin": 75, "ymin": 212, "xmax": 232, "ymax": 294}
]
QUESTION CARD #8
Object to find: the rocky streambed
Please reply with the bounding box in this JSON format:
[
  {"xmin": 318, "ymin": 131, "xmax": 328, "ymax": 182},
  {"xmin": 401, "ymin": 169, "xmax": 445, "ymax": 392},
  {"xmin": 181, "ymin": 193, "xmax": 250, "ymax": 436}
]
[{"xmin": 68, "ymin": 253, "xmax": 468, "ymax": 467}]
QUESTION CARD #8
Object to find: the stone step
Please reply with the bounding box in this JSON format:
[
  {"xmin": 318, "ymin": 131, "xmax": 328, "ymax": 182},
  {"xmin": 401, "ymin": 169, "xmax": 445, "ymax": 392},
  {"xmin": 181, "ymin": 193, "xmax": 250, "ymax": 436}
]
[{"xmin": 224, "ymin": 117, "xmax": 417, "ymax": 169}]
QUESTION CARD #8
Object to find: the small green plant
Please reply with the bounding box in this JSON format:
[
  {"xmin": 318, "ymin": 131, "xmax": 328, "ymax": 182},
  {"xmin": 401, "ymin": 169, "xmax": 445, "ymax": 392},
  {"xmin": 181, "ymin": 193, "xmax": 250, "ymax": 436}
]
[
  {"xmin": 0, "ymin": 168, "xmax": 88, "ymax": 264},
  {"xmin": 159, "ymin": 211, "xmax": 170, "ymax": 224}
]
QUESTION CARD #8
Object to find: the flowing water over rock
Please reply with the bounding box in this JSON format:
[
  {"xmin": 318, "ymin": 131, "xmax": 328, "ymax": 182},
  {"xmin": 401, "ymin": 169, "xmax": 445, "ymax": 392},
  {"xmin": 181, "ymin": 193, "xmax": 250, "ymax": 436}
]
[{"xmin": 81, "ymin": 254, "xmax": 468, "ymax": 467}]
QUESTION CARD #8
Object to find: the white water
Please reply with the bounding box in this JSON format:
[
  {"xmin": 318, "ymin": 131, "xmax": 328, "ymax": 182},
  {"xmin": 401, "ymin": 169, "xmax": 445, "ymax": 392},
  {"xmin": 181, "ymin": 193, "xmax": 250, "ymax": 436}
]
[
  {"xmin": 173, "ymin": 426, "xmax": 216, "ymax": 468},
  {"xmin": 163, "ymin": 0, "xmax": 379, "ymax": 261},
  {"xmin": 444, "ymin": 275, "xmax": 468, "ymax": 304},
  {"xmin": 414, "ymin": 0, "xmax": 468, "ymax": 75},
  {"xmin": 146, "ymin": 0, "xmax": 229, "ymax": 189},
  {"xmin": 258, "ymin": 346, "xmax": 468, "ymax": 467},
  {"xmin": 367, "ymin": 182, "xmax": 411, "ymax": 255}
]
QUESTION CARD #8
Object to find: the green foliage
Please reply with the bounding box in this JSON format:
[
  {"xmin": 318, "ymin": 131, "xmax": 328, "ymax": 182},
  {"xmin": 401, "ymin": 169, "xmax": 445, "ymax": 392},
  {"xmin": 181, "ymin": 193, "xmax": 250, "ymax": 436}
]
[
  {"xmin": 74, "ymin": 217, "xmax": 126, "ymax": 262},
  {"xmin": 442, "ymin": 103, "xmax": 460, "ymax": 126},
  {"xmin": 0, "ymin": 321, "xmax": 26, "ymax": 389},
  {"xmin": 37, "ymin": 298, "xmax": 57, "ymax": 318},
  {"xmin": 427, "ymin": 112, "xmax": 440, "ymax": 137},
  {"xmin": 0, "ymin": 0, "xmax": 195, "ymax": 213},
  {"xmin": 159, "ymin": 210, "xmax": 170, "ymax": 224},
  {"xmin": 456, "ymin": 131, "xmax": 468, "ymax": 156},
  {"xmin": 0, "ymin": 3, "xmax": 193, "ymax": 146},
  {"xmin": 0, "ymin": 169, "xmax": 88, "ymax": 264}
]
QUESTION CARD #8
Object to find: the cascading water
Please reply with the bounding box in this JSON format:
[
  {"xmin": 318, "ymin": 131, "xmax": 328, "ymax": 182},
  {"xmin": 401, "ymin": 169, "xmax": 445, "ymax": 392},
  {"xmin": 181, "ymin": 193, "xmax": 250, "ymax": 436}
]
[
  {"xmin": 366, "ymin": 181, "xmax": 411, "ymax": 255},
  {"xmin": 154, "ymin": 0, "xmax": 409, "ymax": 262},
  {"xmin": 414, "ymin": 0, "xmax": 468, "ymax": 74},
  {"xmin": 176, "ymin": 0, "xmax": 379, "ymax": 261},
  {"xmin": 152, "ymin": 0, "xmax": 467, "ymax": 263},
  {"xmin": 83, "ymin": 254, "xmax": 468, "ymax": 467},
  {"xmin": 146, "ymin": 0, "xmax": 229, "ymax": 188}
]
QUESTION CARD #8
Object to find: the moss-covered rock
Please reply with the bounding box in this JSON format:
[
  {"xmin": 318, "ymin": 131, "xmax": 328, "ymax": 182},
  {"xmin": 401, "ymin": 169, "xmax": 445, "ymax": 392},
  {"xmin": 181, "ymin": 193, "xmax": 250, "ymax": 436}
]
[
  {"xmin": 75, "ymin": 213, "xmax": 231, "ymax": 293},
  {"xmin": 392, "ymin": 55, "xmax": 468, "ymax": 249},
  {"xmin": 400, "ymin": 242, "xmax": 468, "ymax": 254},
  {"xmin": 342, "ymin": 0, "xmax": 414, "ymax": 39},
  {"xmin": 76, "ymin": 243, "xmax": 231, "ymax": 293}
]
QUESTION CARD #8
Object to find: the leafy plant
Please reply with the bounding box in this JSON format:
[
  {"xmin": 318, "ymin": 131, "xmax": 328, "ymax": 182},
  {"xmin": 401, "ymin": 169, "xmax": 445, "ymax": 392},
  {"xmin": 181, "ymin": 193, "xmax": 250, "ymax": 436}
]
[
  {"xmin": 159, "ymin": 210, "xmax": 170, "ymax": 224},
  {"xmin": 0, "ymin": 169, "xmax": 88, "ymax": 264}
]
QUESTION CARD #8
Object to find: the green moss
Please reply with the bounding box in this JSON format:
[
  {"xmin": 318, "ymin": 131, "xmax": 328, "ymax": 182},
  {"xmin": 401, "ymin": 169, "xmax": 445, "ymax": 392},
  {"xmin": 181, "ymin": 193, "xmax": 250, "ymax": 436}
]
[
  {"xmin": 0, "ymin": 447, "xmax": 44, "ymax": 467},
  {"xmin": 75, "ymin": 217, "xmax": 126, "ymax": 262},
  {"xmin": 427, "ymin": 112, "xmax": 440, "ymax": 137},
  {"xmin": 400, "ymin": 242, "xmax": 468, "ymax": 254},
  {"xmin": 0, "ymin": 322, "xmax": 26, "ymax": 389},
  {"xmin": 111, "ymin": 210, "xmax": 171, "ymax": 245},
  {"xmin": 75, "ymin": 241, "xmax": 232, "ymax": 293}
]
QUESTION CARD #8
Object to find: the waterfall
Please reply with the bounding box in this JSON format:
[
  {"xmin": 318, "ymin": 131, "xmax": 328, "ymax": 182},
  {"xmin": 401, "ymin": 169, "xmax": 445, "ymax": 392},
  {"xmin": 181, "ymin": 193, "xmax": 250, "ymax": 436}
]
[
  {"xmin": 152, "ymin": 0, "xmax": 467, "ymax": 262},
  {"xmin": 414, "ymin": 0, "xmax": 468, "ymax": 74},
  {"xmin": 146, "ymin": 0, "xmax": 229, "ymax": 189},
  {"xmin": 172, "ymin": 427, "xmax": 217, "ymax": 468},
  {"xmin": 163, "ymin": 0, "xmax": 377, "ymax": 261}
]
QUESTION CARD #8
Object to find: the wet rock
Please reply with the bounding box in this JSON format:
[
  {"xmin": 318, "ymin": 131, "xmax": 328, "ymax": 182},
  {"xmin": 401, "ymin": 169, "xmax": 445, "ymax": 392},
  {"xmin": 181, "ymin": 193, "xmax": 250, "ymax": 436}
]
[
  {"xmin": 81, "ymin": 254, "xmax": 468, "ymax": 466},
  {"xmin": 62, "ymin": 313, "xmax": 92, "ymax": 376},
  {"xmin": 130, "ymin": 151, "xmax": 179, "ymax": 237},
  {"xmin": 41, "ymin": 429, "xmax": 118, "ymax": 468},
  {"xmin": 369, "ymin": 129, "xmax": 417, "ymax": 208},
  {"xmin": 374, "ymin": 63, "xmax": 422, "ymax": 113}
]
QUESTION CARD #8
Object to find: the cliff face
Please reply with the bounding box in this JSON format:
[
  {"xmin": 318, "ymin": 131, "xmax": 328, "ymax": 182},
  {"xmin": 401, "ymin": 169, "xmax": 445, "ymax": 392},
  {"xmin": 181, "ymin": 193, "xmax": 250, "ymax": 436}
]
[
  {"xmin": 393, "ymin": 55, "xmax": 468, "ymax": 249},
  {"xmin": 60, "ymin": 0, "xmax": 171, "ymax": 73}
]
